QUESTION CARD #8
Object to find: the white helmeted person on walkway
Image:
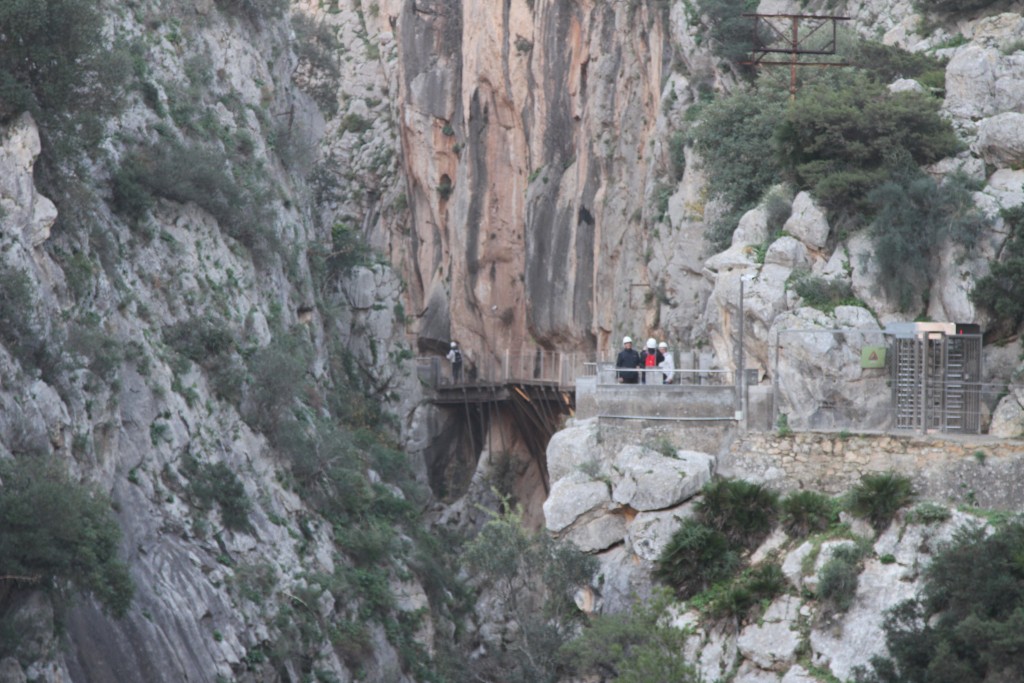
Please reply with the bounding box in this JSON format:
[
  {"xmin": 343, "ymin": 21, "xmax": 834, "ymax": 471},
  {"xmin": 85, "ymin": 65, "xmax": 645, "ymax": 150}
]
[{"xmin": 658, "ymin": 340, "xmax": 675, "ymax": 384}]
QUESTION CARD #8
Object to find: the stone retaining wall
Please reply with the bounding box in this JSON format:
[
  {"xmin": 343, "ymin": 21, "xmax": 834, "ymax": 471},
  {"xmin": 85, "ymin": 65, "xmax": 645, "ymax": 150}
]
[{"xmin": 723, "ymin": 432, "xmax": 1024, "ymax": 510}]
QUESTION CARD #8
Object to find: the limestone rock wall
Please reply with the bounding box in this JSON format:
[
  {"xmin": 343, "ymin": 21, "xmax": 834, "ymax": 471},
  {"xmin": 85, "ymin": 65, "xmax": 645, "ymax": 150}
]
[{"xmin": 389, "ymin": 0, "xmax": 715, "ymax": 361}]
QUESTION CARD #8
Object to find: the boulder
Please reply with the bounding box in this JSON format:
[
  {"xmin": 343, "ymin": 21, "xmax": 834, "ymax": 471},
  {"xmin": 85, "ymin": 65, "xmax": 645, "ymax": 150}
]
[
  {"xmin": 783, "ymin": 192, "xmax": 830, "ymax": 250},
  {"xmin": 764, "ymin": 236, "xmax": 809, "ymax": 270},
  {"xmin": 888, "ymin": 78, "xmax": 925, "ymax": 94},
  {"xmin": 705, "ymin": 243, "xmax": 758, "ymax": 273},
  {"xmin": 945, "ymin": 45, "xmax": 1024, "ymax": 120},
  {"xmin": 974, "ymin": 112, "xmax": 1024, "ymax": 168},
  {"xmin": 543, "ymin": 473, "xmax": 612, "ymax": 532},
  {"xmin": 545, "ymin": 418, "xmax": 602, "ymax": 483},
  {"xmin": 732, "ymin": 206, "xmax": 769, "ymax": 247},
  {"xmin": 611, "ymin": 446, "xmax": 713, "ymax": 511},
  {"xmin": 990, "ymin": 393, "xmax": 1024, "ymax": 438},
  {"xmin": 565, "ymin": 512, "xmax": 628, "ymax": 553},
  {"xmin": 768, "ymin": 307, "xmax": 890, "ymax": 431},
  {"xmin": 983, "ymin": 168, "xmax": 1024, "ymax": 209},
  {"xmin": 782, "ymin": 541, "xmax": 815, "ymax": 590}
]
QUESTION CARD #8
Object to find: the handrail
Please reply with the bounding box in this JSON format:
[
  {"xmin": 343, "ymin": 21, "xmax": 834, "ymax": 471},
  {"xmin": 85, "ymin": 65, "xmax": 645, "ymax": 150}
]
[{"xmin": 417, "ymin": 352, "xmax": 733, "ymax": 390}]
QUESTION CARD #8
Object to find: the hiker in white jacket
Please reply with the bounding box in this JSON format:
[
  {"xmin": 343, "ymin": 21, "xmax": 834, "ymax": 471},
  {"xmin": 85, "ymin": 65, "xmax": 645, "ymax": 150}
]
[{"xmin": 658, "ymin": 341, "xmax": 675, "ymax": 384}]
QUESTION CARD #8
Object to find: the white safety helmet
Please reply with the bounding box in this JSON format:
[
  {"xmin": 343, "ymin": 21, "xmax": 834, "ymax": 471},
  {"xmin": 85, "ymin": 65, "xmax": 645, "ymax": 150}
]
[
  {"xmin": 658, "ymin": 341, "xmax": 668, "ymax": 350},
  {"xmin": 450, "ymin": 341, "xmax": 457, "ymax": 348},
  {"xmin": 646, "ymin": 338, "xmax": 657, "ymax": 349},
  {"xmin": 622, "ymin": 336, "xmax": 632, "ymax": 345}
]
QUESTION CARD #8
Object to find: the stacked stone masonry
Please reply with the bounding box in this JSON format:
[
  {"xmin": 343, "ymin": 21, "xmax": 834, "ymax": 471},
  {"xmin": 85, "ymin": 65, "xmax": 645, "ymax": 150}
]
[{"xmin": 726, "ymin": 432, "xmax": 1024, "ymax": 510}]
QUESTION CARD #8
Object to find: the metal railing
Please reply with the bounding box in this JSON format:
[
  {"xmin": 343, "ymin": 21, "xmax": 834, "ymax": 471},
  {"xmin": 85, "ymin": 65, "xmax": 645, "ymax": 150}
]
[
  {"xmin": 590, "ymin": 362, "xmax": 734, "ymax": 386},
  {"xmin": 416, "ymin": 351, "xmax": 598, "ymax": 389}
]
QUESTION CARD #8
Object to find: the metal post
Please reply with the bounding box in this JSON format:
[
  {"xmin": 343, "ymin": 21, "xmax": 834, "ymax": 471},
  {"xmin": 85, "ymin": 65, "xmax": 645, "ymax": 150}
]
[
  {"xmin": 919, "ymin": 333, "xmax": 927, "ymax": 435},
  {"xmin": 737, "ymin": 278, "xmax": 745, "ymax": 422}
]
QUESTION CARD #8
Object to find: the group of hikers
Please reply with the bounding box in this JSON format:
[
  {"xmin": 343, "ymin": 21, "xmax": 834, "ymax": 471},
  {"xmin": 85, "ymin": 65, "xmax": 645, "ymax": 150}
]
[
  {"xmin": 615, "ymin": 336, "xmax": 675, "ymax": 384},
  {"xmin": 443, "ymin": 336, "xmax": 677, "ymax": 385}
]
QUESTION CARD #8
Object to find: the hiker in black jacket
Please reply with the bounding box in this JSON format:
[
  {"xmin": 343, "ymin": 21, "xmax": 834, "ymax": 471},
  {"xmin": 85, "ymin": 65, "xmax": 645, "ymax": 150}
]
[{"xmin": 616, "ymin": 336, "xmax": 642, "ymax": 384}]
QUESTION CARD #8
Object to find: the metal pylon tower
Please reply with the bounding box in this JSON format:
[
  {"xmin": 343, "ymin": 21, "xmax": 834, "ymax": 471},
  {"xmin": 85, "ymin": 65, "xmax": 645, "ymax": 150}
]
[{"xmin": 742, "ymin": 13, "xmax": 850, "ymax": 98}]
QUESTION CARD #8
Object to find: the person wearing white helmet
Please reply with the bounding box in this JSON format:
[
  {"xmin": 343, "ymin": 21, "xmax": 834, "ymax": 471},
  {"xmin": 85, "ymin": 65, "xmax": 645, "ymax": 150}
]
[
  {"xmin": 615, "ymin": 335, "xmax": 641, "ymax": 384},
  {"xmin": 446, "ymin": 341, "xmax": 463, "ymax": 383},
  {"xmin": 639, "ymin": 337, "xmax": 665, "ymax": 384},
  {"xmin": 658, "ymin": 340, "xmax": 675, "ymax": 384}
]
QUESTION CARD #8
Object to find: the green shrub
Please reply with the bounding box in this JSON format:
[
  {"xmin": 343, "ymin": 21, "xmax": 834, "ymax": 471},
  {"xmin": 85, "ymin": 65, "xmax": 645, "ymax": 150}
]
[
  {"xmin": 764, "ymin": 188, "xmax": 792, "ymax": 234},
  {"xmin": 855, "ymin": 522, "xmax": 1024, "ymax": 683},
  {"xmin": 867, "ymin": 165, "xmax": 989, "ymax": 311},
  {"xmin": 781, "ymin": 490, "xmax": 837, "ymax": 538},
  {"xmin": 213, "ymin": 0, "xmax": 288, "ymax": 23},
  {"xmin": 692, "ymin": 85, "xmax": 787, "ymax": 251},
  {"xmin": 843, "ymin": 40, "xmax": 947, "ymax": 86},
  {"xmin": 113, "ymin": 141, "xmax": 279, "ymax": 260},
  {"xmin": 705, "ymin": 562, "xmax": 787, "ymax": 621},
  {"xmin": 67, "ymin": 318, "xmax": 123, "ymax": 381},
  {"xmin": 776, "ymin": 72, "xmax": 962, "ymax": 219},
  {"xmin": 776, "ymin": 413, "xmax": 793, "ymax": 437},
  {"xmin": 181, "ymin": 455, "xmax": 252, "ymax": 532},
  {"xmin": 696, "ymin": 479, "xmax": 779, "ymax": 550},
  {"xmin": 560, "ymin": 588, "xmax": 699, "ymax": 683},
  {"xmin": 696, "ymin": 0, "xmax": 761, "ymax": 71},
  {"xmin": 790, "ymin": 272, "xmax": 860, "ymax": 314},
  {"xmin": 848, "ymin": 472, "xmax": 915, "ymax": 532},
  {"xmin": 971, "ymin": 205, "xmax": 1024, "ymax": 336},
  {"xmin": 654, "ymin": 518, "xmax": 740, "ymax": 597},
  {"xmin": 0, "ymin": 456, "xmax": 133, "ymax": 617},
  {"xmin": 244, "ymin": 329, "xmax": 313, "ymax": 433},
  {"xmin": 0, "ymin": 263, "xmax": 47, "ymax": 371},
  {"xmin": 163, "ymin": 316, "xmax": 243, "ymax": 402},
  {"xmin": 913, "ymin": 0, "xmax": 1001, "ymax": 15},
  {"xmin": 291, "ymin": 14, "xmax": 341, "ymax": 117},
  {"xmin": 462, "ymin": 503, "xmax": 597, "ymax": 683},
  {"xmin": 906, "ymin": 501, "xmax": 952, "ymax": 525},
  {"xmin": 0, "ymin": 0, "xmax": 128, "ymax": 128},
  {"xmin": 818, "ymin": 544, "xmax": 863, "ymax": 613}
]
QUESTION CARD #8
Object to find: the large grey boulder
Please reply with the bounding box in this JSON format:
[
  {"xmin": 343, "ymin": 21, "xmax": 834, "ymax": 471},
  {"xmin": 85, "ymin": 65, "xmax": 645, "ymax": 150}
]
[
  {"xmin": 990, "ymin": 392, "xmax": 1024, "ymax": 438},
  {"xmin": 764, "ymin": 236, "xmax": 809, "ymax": 270},
  {"xmin": 611, "ymin": 446, "xmax": 714, "ymax": 511},
  {"xmin": 543, "ymin": 473, "xmax": 612, "ymax": 532},
  {"xmin": 974, "ymin": 112, "xmax": 1024, "ymax": 168},
  {"xmin": 945, "ymin": 45, "xmax": 1024, "ymax": 120},
  {"xmin": 565, "ymin": 512, "xmax": 628, "ymax": 553},
  {"xmin": 783, "ymin": 192, "xmax": 830, "ymax": 250},
  {"xmin": 733, "ymin": 206, "xmax": 769, "ymax": 246},
  {"xmin": 545, "ymin": 418, "xmax": 602, "ymax": 484}
]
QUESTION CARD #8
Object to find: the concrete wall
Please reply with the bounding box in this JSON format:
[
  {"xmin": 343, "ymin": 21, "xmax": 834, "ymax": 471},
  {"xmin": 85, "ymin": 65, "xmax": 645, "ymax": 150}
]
[
  {"xmin": 722, "ymin": 432, "xmax": 1024, "ymax": 510},
  {"xmin": 575, "ymin": 376, "xmax": 737, "ymax": 422}
]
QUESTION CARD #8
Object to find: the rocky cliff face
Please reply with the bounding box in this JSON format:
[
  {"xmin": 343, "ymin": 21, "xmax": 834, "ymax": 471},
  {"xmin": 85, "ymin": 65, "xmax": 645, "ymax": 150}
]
[
  {"xmin": 3, "ymin": 0, "xmax": 1024, "ymax": 680},
  {"xmin": 391, "ymin": 0, "xmax": 717, "ymax": 359}
]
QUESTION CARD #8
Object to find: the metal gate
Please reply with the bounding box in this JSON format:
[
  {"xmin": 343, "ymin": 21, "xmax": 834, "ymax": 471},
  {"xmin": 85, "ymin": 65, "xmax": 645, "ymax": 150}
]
[{"xmin": 890, "ymin": 324, "xmax": 982, "ymax": 434}]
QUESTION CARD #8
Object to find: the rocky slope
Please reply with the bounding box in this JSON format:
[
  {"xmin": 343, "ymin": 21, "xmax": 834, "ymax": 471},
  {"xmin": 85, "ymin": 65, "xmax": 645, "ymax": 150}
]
[{"xmin": 2, "ymin": 0, "xmax": 1024, "ymax": 681}]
